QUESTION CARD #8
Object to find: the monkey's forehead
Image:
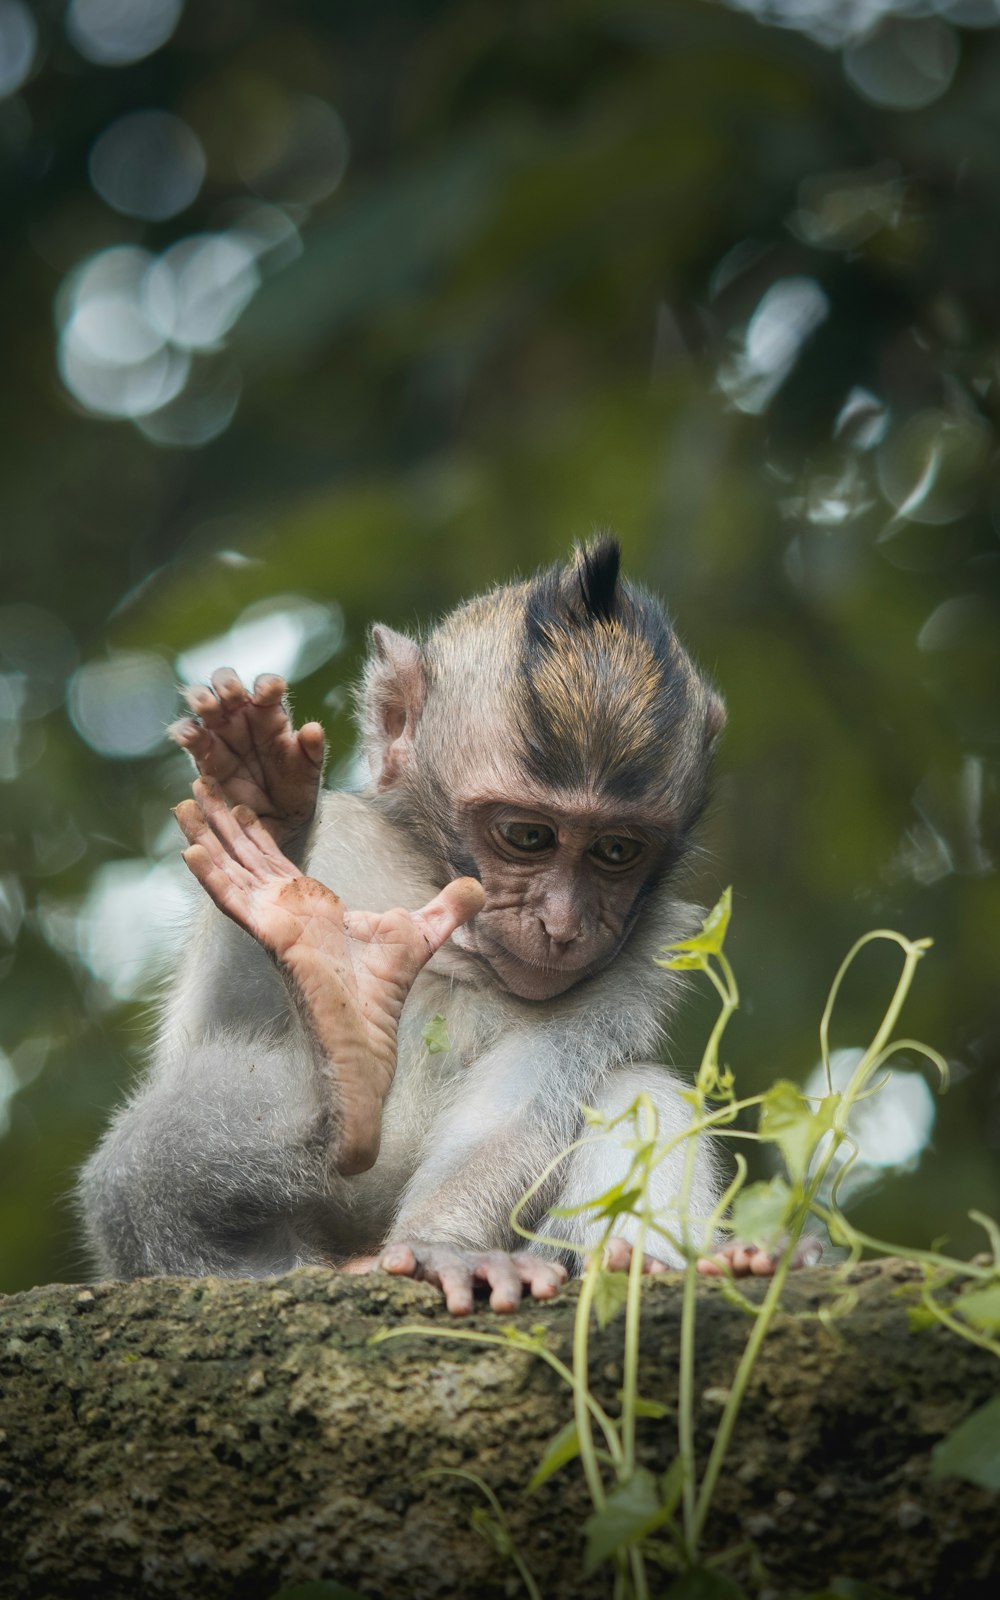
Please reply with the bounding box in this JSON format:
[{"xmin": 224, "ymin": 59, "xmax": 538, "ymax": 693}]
[{"xmin": 452, "ymin": 783, "xmax": 680, "ymax": 833}]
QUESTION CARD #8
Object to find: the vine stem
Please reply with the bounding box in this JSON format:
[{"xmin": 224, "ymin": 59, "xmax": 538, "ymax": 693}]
[
  {"xmin": 573, "ymin": 1252, "xmax": 610, "ymax": 1513},
  {"xmin": 693, "ymin": 930, "xmax": 930, "ymax": 1548},
  {"xmin": 675, "ymin": 946, "xmax": 739, "ymax": 1556},
  {"xmin": 811, "ymin": 1205, "xmax": 997, "ymax": 1281},
  {"xmin": 690, "ymin": 1223, "xmax": 798, "ymax": 1545},
  {"xmin": 819, "ymin": 929, "xmax": 931, "ymax": 1092}
]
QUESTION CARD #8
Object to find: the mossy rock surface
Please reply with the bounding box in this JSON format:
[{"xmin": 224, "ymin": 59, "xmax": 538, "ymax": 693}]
[{"xmin": 0, "ymin": 1259, "xmax": 996, "ymax": 1599}]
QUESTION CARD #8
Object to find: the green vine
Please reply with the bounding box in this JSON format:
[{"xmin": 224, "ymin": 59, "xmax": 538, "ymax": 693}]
[{"xmin": 375, "ymin": 890, "xmax": 1000, "ymax": 1596}]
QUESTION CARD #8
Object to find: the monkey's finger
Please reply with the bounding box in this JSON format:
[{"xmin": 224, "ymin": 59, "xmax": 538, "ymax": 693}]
[
  {"xmin": 435, "ymin": 1263, "xmax": 476, "ymax": 1316},
  {"xmin": 515, "ymin": 1256, "xmax": 568, "ymax": 1301},
  {"xmin": 595, "ymin": 1237, "xmax": 671, "ymax": 1276},
  {"xmin": 473, "ymin": 1253, "xmax": 524, "ymax": 1313},
  {"xmin": 192, "ymin": 779, "xmax": 280, "ymax": 876},
  {"xmin": 211, "ymin": 667, "xmax": 250, "ymax": 708},
  {"xmin": 230, "ymin": 804, "xmax": 300, "ymax": 878},
  {"xmin": 380, "ymin": 1243, "xmax": 419, "ymax": 1277},
  {"xmin": 175, "ymin": 802, "xmax": 257, "ymax": 889},
  {"xmin": 297, "ymin": 722, "xmax": 327, "ymax": 768},
  {"xmin": 182, "ymin": 682, "xmax": 225, "ymax": 723},
  {"xmin": 251, "ymin": 673, "xmax": 287, "ymax": 707},
  {"xmin": 181, "ymin": 844, "xmax": 254, "ymax": 920},
  {"xmin": 168, "ymin": 717, "xmax": 214, "ymax": 756},
  {"xmin": 411, "ymin": 877, "xmax": 486, "ymax": 956}
]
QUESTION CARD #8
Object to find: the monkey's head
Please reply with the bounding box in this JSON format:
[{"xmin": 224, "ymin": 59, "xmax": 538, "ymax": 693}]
[{"xmin": 361, "ymin": 538, "xmax": 725, "ymax": 1002}]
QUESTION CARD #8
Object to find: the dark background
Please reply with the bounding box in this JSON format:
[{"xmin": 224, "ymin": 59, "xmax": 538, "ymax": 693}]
[{"xmin": 2, "ymin": 0, "xmax": 999, "ymax": 1292}]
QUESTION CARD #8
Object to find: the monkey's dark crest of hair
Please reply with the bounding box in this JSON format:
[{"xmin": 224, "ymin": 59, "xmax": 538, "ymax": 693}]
[
  {"xmin": 518, "ymin": 537, "xmax": 698, "ymax": 802},
  {"xmin": 576, "ymin": 534, "xmax": 621, "ymax": 623}
]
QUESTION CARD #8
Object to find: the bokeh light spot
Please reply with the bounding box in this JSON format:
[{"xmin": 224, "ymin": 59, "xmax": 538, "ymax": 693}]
[
  {"xmin": 144, "ymin": 234, "xmax": 260, "ymax": 350},
  {"xmin": 72, "ymin": 857, "xmax": 192, "ymax": 1002},
  {"xmin": 878, "ymin": 409, "xmax": 990, "ymax": 526},
  {"xmin": 805, "ymin": 1048, "xmax": 937, "ymax": 1206},
  {"xmin": 67, "ymin": 0, "xmax": 183, "ymax": 68},
  {"xmin": 88, "ymin": 109, "xmax": 205, "ymax": 222},
  {"xmin": 0, "ymin": 0, "xmax": 36, "ymax": 99},
  {"xmin": 719, "ymin": 277, "xmax": 830, "ymax": 414},
  {"xmin": 176, "ymin": 596, "xmax": 345, "ymax": 689},
  {"xmin": 237, "ymin": 93, "xmax": 349, "ymax": 207},
  {"xmin": 844, "ymin": 18, "xmax": 960, "ymax": 111},
  {"xmin": 0, "ymin": 603, "xmax": 79, "ymax": 717},
  {"xmin": 68, "ymin": 652, "xmax": 178, "ymax": 758},
  {"xmin": 135, "ymin": 358, "xmax": 241, "ymax": 448}
]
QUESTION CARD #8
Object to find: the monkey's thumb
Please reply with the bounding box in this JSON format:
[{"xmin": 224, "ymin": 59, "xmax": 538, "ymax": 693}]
[{"xmin": 412, "ymin": 876, "xmax": 485, "ymax": 954}]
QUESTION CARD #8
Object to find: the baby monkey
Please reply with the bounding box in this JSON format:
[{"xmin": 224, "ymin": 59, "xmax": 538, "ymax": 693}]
[{"xmin": 81, "ymin": 539, "xmax": 805, "ymax": 1313}]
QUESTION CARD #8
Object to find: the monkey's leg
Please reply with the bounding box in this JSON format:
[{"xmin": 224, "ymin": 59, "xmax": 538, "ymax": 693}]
[
  {"xmin": 176, "ymin": 779, "xmax": 484, "ymax": 1173},
  {"xmin": 539, "ymin": 1064, "xmax": 724, "ymax": 1272},
  {"xmin": 170, "ymin": 668, "xmax": 325, "ymax": 847}
]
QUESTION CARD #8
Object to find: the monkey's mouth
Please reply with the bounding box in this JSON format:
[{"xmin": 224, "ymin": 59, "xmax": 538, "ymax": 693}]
[{"xmin": 472, "ymin": 932, "xmax": 605, "ymax": 1000}]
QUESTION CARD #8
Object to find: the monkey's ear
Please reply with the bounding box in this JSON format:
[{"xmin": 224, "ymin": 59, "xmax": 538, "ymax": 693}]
[
  {"xmin": 363, "ymin": 625, "xmax": 427, "ymax": 791},
  {"xmin": 705, "ymin": 691, "xmax": 726, "ymax": 746}
]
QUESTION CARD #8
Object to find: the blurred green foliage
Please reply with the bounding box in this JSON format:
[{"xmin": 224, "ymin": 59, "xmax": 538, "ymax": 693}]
[{"xmin": 1, "ymin": 0, "xmax": 998, "ymax": 1292}]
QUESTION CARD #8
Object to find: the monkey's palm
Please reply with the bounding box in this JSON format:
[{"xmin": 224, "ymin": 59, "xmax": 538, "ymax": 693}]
[{"xmin": 177, "ymin": 779, "xmax": 484, "ymax": 1174}]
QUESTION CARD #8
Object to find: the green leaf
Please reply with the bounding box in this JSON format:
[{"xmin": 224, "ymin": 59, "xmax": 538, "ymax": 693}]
[
  {"xmin": 630, "ymin": 1394, "xmax": 670, "ymax": 1419},
  {"xmin": 656, "ymin": 888, "xmax": 732, "ymax": 970},
  {"xmin": 421, "ymin": 1013, "xmax": 451, "ymax": 1054},
  {"xmin": 956, "ymin": 1284, "xmax": 1000, "ymax": 1330},
  {"xmin": 660, "ymin": 1454, "xmax": 686, "ymax": 1516},
  {"xmin": 758, "ymin": 1081, "xmax": 836, "ymax": 1183},
  {"xmin": 660, "ymin": 1565, "xmax": 747, "ymax": 1598},
  {"xmin": 499, "ymin": 1325, "xmax": 548, "ymax": 1354},
  {"xmin": 550, "ymin": 1179, "xmax": 641, "ymax": 1220},
  {"xmin": 592, "ymin": 1268, "xmax": 630, "ymax": 1328},
  {"xmin": 527, "ymin": 1419, "xmax": 580, "ymax": 1491},
  {"xmin": 655, "ymin": 950, "xmax": 708, "ymax": 971},
  {"xmin": 470, "ymin": 1506, "xmax": 512, "ymax": 1557},
  {"xmin": 906, "ymin": 1306, "xmax": 939, "ymax": 1333},
  {"xmin": 729, "ymin": 1177, "xmax": 793, "ymax": 1250},
  {"xmin": 269, "ymin": 1585, "xmax": 369, "ymax": 1600},
  {"xmin": 932, "ymin": 1396, "xmax": 1000, "ymax": 1490},
  {"xmin": 582, "ymin": 1467, "xmax": 667, "ymax": 1574}
]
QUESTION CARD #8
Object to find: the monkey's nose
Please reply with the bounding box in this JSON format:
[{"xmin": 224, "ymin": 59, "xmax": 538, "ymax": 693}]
[{"xmin": 539, "ymin": 914, "xmax": 581, "ymax": 947}]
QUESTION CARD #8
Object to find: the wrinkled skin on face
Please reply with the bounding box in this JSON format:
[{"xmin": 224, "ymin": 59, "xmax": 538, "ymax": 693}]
[{"xmin": 445, "ymin": 787, "xmax": 673, "ymax": 1002}]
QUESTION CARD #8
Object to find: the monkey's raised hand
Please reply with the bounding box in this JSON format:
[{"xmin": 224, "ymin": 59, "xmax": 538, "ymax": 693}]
[
  {"xmin": 176, "ymin": 778, "xmax": 485, "ymax": 1175},
  {"xmin": 170, "ymin": 669, "xmax": 325, "ymax": 846}
]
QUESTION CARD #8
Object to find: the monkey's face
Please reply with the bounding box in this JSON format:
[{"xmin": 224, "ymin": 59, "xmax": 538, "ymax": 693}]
[{"xmin": 447, "ymin": 791, "xmax": 670, "ymax": 1001}]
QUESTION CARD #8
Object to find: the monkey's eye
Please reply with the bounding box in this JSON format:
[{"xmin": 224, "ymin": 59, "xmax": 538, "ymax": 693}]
[
  {"xmin": 590, "ymin": 835, "xmax": 643, "ymax": 868},
  {"xmin": 497, "ymin": 821, "xmax": 557, "ymax": 854}
]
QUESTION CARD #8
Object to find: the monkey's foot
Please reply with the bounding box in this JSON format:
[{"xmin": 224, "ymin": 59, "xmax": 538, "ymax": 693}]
[
  {"xmin": 176, "ymin": 781, "xmax": 484, "ymax": 1175},
  {"xmin": 358, "ymin": 1241, "xmax": 568, "ymax": 1316},
  {"xmin": 598, "ymin": 1236, "xmax": 823, "ymax": 1278},
  {"xmin": 696, "ymin": 1236, "xmax": 823, "ymax": 1277},
  {"xmin": 170, "ymin": 667, "xmax": 325, "ymax": 845}
]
